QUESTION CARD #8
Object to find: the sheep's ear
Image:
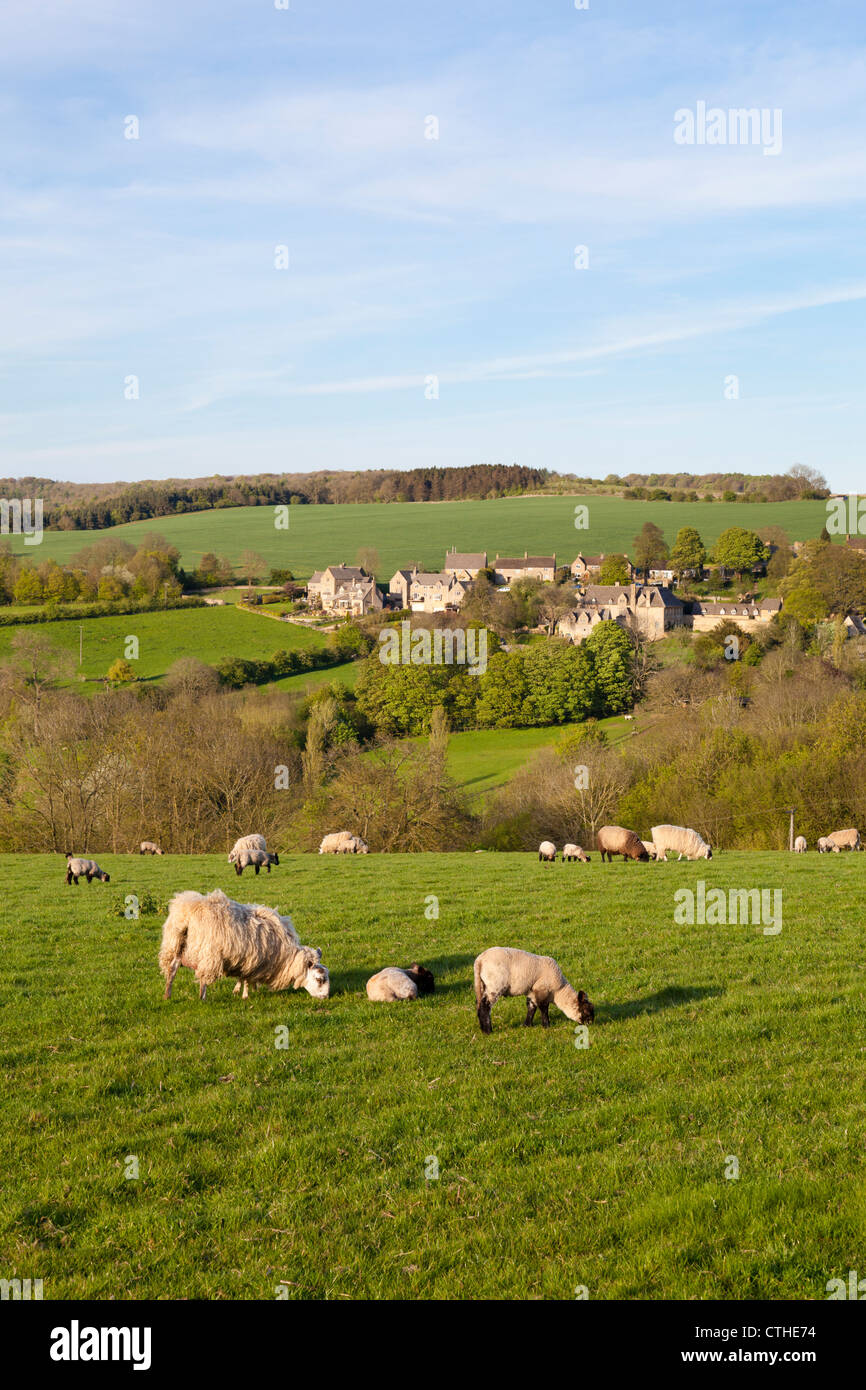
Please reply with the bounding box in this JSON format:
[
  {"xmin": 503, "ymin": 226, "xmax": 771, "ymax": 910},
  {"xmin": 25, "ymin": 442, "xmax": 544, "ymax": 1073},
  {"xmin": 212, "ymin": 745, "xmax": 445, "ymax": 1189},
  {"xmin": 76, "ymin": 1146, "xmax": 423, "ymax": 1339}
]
[
  {"xmin": 314, "ymin": 947, "xmax": 322, "ymax": 961},
  {"xmin": 577, "ymin": 990, "xmax": 588, "ymax": 1002}
]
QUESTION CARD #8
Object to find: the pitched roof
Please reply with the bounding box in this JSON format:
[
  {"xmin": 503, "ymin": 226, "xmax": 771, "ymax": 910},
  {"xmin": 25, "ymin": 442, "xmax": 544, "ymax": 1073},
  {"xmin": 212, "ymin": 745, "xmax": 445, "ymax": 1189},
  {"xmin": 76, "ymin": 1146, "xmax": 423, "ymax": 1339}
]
[
  {"xmin": 445, "ymin": 550, "xmax": 487, "ymax": 569},
  {"xmin": 326, "ymin": 565, "xmax": 366, "ymax": 581},
  {"xmin": 495, "ymin": 555, "xmax": 556, "ymax": 569}
]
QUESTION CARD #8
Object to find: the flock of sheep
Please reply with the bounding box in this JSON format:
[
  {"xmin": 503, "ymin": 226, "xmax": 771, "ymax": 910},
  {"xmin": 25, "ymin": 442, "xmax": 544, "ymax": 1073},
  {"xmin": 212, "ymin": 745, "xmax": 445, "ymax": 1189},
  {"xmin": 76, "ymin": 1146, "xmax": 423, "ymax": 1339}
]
[{"xmin": 537, "ymin": 821, "xmax": 862, "ymax": 863}]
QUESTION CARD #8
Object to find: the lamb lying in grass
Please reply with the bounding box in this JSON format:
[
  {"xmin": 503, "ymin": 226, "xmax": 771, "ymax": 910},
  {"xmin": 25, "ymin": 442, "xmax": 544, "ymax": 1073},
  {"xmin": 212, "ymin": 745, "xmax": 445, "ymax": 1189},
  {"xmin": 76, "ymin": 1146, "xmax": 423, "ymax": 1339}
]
[
  {"xmin": 473, "ymin": 947, "xmax": 594, "ymax": 1034},
  {"xmin": 366, "ymin": 964, "xmax": 435, "ymax": 1001},
  {"xmin": 65, "ymin": 854, "xmax": 110, "ymax": 884}
]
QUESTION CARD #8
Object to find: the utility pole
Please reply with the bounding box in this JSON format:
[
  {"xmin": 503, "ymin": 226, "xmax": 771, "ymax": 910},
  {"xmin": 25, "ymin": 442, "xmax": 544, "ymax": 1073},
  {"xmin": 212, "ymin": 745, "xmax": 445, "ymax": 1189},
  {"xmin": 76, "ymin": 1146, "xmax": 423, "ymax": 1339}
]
[
  {"xmin": 79, "ymin": 624, "xmax": 83, "ymax": 667},
  {"xmin": 788, "ymin": 807, "xmax": 795, "ymax": 853}
]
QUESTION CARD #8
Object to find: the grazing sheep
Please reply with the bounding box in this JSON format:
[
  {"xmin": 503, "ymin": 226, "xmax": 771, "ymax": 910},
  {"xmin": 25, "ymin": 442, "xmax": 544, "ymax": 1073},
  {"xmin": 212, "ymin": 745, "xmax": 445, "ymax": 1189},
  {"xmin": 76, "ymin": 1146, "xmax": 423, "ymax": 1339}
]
[
  {"xmin": 825, "ymin": 828, "xmax": 862, "ymax": 852},
  {"xmin": 228, "ymin": 833, "xmax": 267, "ymax": 865},
  {"xmin": 641, "ymin": 840, "xmax": 659, "ymax": 861},
  {"xmin": 366, "ymin": 963, "xmax": 435, "ymax": 1002},
  {"xmin": 474, "ymin": 947, "xmax": 594, "ymax": 1034},
  {"xmin": 562, "ymin": 843, "xmax": 590, "ymax": 863},
  {"xmin": 793, "ymin": 835, "xmax": 807, "ymax": 853},
  {"xmin": 159, "ymin": 888, "xmax": 329, "ymax": 1002},
  {"xmin": 139, "ymin": 841, "xmax": 164, "ymax": 855},
  {"xmin": 233, "ymin": 848, "xmax": 280, "ymax": 877},
  {"xmin": 538, "ymin": 840, "xmax": 557, "ymax": 863},
  {"xmin": 596, "ymin": 826, "xmax": 649, "ymax": 863},
  {"xmin": 318, "ymin": 831, "xmax": 369, "ymax": 855},
  {"xmin": 817, "ymin": 836, "xmax": 832, "ymax": 853},
  {"xmin": 650, "ymin": 824, "xmax": 713, "ymax": 862},
  {"xmin": 65, "ymin": 854, "xmax": 110, "ymax": 885}
]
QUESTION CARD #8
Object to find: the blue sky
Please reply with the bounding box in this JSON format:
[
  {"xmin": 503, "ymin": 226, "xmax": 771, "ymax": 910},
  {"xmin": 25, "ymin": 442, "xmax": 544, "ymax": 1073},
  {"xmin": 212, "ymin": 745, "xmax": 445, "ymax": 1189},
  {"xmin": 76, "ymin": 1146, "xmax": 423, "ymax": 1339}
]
[{"xmin": 1, "ymin": 0, "xmax": 864, "ymax": 488}]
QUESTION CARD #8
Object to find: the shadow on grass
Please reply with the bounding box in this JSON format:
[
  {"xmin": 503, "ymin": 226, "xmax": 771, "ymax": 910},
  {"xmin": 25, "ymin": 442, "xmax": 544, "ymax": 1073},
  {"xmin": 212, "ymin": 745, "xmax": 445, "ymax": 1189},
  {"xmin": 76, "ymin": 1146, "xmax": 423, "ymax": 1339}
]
[{"xmin": 599, "ymin": 984, "xmax": 722, "ymax": 1024}]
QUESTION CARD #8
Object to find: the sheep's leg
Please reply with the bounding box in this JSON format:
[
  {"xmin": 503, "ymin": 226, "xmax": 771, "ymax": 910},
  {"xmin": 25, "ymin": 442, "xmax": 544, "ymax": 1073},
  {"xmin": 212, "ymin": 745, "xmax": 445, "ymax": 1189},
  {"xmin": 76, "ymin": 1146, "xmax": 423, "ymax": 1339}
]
[
  {"xmin": 163, "ymin": 960, "xmax": 181, "ymax": 1000},
  {"xmin": 235, "ymin": 863, "xmax": 242, "ymax": 876},
  {"xmin": 538, "ymin": 1002, "xmax": 550, "ymax": 1028},
  {"xmin": 254, "ymin": 863, "xmax": 260, "ymax": 875},
  {"xmin": 199, "ymin": 983, "xmax": 207, "ymax": 1001},
  {"xmin": 524, "ymin": 998, "xmax": 537, "ymax": 1027},
  {"xmin": 477, "ymin": 992, "xmax": 493, "ymax": 1035}
]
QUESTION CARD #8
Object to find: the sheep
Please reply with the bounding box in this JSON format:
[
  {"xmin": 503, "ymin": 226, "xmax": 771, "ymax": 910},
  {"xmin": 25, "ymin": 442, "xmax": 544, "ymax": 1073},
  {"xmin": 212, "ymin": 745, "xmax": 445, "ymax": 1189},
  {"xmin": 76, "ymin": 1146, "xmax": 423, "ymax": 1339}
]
[
  {"xmin": 474, "ymin": 947, "xmax": 594, "ymax": 1034},
  {"xmin": 649, "ymin": 824, "xmax": 712, "ymax": 862},
  {"xmin": 159, "ymin": 888, "xmax": 329, "ymax": 1002},
  {"xmin": 596, "ymin": 826, "xmax": 649, "ymax": 863},
  {"xmin": 825, "ymin": 828, "xmax": 862, "ymax": 852},
  {"xmin": 641, "ymin": 840, "xmax": 659, "ymax": 861},
  {"xmin": 65, "ymin": 854, "xmax": 110, "ymax": 885},
  {"xmin": 817, "ymin": 837, "xmax": 832, "ymax": 853},
  {"xmin": 650, "ymin": 824, "xmax": 713, "ymax": 862},
  {"xmin": 538, "ymin": 840, "xmax": 557, "ymax": 863},
  {"xmin": 139, "ymin": 841, "xmax": 164, "ymax": 855},
  {"xmin": 366, "ymin": 963, "xmax": 435, "ymax": 1002},
  {"xmin": 227, "ymin": 833, "xmax": 267, "ymax": 865},
  {"xmin": 233, "ymin": 848, "xmax": 280, "ymax": 877},
  {"xmin": 793, "ymin": 835, "xmax": 807, "ymax": 853},
  {"xmin": 318, "ymin": 831, "xmax": 369, "ymax": 854},
  {"xmin": 562, "ymin": 843, "xmax": 590, "ymax": 863}
]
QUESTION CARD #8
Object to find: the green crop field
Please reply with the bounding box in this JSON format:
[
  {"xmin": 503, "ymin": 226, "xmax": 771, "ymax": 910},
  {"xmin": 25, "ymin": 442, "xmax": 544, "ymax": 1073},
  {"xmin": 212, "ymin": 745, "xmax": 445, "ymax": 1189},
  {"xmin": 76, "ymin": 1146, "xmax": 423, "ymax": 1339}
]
[
  {"xmin": 7, "ymin": 496, "xmax": 829, "ymax": 581},
  {"xmin": 1, "ymin": 851, "xmax": 862, "ymax": 1300},
  {"xmin": 445, "ymin": 714, "xmax": 637, "ymax": 798},
  {"xmin": 0, "ymin": 606, "xmax": 329, "ymax": 685}
]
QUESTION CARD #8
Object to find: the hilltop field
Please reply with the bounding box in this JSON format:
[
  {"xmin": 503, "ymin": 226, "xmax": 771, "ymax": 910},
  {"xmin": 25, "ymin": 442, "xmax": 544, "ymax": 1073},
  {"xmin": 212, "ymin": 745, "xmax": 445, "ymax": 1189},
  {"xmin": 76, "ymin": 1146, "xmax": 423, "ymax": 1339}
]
[
  {"xmin": 0, "ymin": 851, "xmax": 862, "ymax": 1300},
  {"xmin": 5, "ymin": 495, "xmax": 829, "ymax": 581}
]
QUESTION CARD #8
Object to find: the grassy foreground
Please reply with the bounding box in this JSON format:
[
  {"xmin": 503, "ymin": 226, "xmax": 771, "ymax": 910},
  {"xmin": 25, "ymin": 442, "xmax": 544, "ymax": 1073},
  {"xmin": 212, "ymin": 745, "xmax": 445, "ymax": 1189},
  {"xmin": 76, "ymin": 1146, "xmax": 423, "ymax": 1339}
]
[{"xmin": 0, "ymin": 851, "xmax": 863, "ymax": 1301}]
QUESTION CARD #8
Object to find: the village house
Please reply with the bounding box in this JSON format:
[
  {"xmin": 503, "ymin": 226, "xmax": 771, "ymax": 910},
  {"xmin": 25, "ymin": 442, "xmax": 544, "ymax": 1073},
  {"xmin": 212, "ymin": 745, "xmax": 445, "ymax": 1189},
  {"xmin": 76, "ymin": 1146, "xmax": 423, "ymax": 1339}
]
[
  {"xmin": 492, "ymin": 552, "xmax": 556, "ymax": 584},
  {"xmin": 307, "ymin": 564, "xmax": 383, "ymax": 616},
  {"xmin": 558, "ymin": 583, "xmax": 685, "ymax": 643},
  {"xmin": 689, "ymin": 597, "xmax": 781, "ymax": 634},
  {"xmin": 444, "ymin": 548, "xmax": 487, "ymax": 581},
  {"xmin": 389, "ymin": 566, "xmax": 471, "ymax": 613}
]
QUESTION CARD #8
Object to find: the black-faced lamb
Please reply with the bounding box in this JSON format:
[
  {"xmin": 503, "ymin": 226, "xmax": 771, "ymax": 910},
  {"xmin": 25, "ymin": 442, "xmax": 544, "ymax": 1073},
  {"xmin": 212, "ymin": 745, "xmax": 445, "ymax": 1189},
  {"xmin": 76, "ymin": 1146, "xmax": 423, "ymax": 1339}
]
[
  {"xmin": 538, "ymin": 840, "xmax": 556, "ymax": 863},
  {"xmin": 562, "ymin": 843, "xmax": 590, "ymax": 863},
  {"xmin": 139, "ymin": 840, "xmax": 164, "ymax": 855},
  {"xmin": 596, "ymin": 826, "xmax": 649, "ymax": 862},
  {"xmin": 233, "ymin": 848, "xmax": 280, "ymax": 876},
  {"xmin": 227, "ymin": 833, "xmax": 267, "ymax": 865},
  {"xmin": 366, "ymin": 963, "xmax": 435, "ymax": 1001},
  {"xmin": 474, "ymin": 947, "xmax": 594, "ymax": 1034},
  {"xmin": 159, "ymin": 888, "xmax": 329, "ymax": 1002},
  {"xmin": 65, "ymin": 854, "xmax": 110, "ymax": 885}
]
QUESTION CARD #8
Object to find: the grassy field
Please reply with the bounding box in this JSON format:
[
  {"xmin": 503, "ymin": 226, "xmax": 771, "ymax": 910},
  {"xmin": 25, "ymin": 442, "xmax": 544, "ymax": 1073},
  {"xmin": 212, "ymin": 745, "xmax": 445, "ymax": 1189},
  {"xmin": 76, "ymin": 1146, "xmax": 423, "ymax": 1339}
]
[
  {"xmin": 445, "ymin": 714, "xmax": 636, "ymax": 798},
  {"xmin": 0, "ymin": 606, "xmax": 329, "ymax": 684},
  {"xmin": 7, "ymin": 496, "xmax": 829, "ymax": 581},
  {"xmin": 1, "ymin": 851, "xmax": 862, "ymax": 1300}
]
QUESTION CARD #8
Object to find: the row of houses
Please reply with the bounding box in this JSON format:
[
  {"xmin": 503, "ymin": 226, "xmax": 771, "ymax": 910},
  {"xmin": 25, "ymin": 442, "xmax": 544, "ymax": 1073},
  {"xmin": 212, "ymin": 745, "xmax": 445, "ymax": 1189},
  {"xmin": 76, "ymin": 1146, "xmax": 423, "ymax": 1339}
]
[{"xmin": 308, "ymin": 549, "xmax": 558, "ymax": 616}]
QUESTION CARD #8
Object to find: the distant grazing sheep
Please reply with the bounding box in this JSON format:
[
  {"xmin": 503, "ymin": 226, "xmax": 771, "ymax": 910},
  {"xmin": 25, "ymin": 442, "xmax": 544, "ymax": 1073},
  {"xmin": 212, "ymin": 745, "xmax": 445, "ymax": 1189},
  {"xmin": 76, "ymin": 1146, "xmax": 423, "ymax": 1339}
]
[
  {"xmin": 233, "ymin": 848, "xmax": 280, "ymax": 876},
  {"xmin": 366, "ymin": 964, "xmax": 435, "ymax": 1001},
  {"xmin": 650, "ymin": 824, "xmax": 712, "ymax": 862},
  {"xmin": 817, "ymin": 837, "xmax": 832, "ymax": 853},
  {"xmin": 65, "ymin": 854, "xmax": 110, "ymax": 885},
  {"xmin": 139, "ymin": 841, "xmax": 164, "ymax": 855},
  {"xmin": 319, "ymin": 831, "xmax": 369, "ymax": 855},
  {"xmin": 474, "ymin": 947, "xmax": 594, "ymax": 1034},
  {"xmin": 793, "ymin": 835, "xmax": 807, "ymax": 853},
  {"xmin": 538, "ymin": 841, "xmax": 557, "ymax": 863},
  {"xmin": 825, "ymin": 828, "xmax": 862, "ymax": 852},
  {"xmin": 159, "ymin": 888, "xmax": 329, "ymax": 1002},
  {"xmin": 228, "ymin": 834, "xmax": 268, "ymax": 866},
  {"xmin": 562, "ymin": 843, "xmax": 590, "ymax": 863},
  {"xmin": 596, "ymin": 826, "xmax": 649, "ymax": 863},
  {"xmin": 641, "ymin": 840, "xmax": 659, "ymax": 861}
]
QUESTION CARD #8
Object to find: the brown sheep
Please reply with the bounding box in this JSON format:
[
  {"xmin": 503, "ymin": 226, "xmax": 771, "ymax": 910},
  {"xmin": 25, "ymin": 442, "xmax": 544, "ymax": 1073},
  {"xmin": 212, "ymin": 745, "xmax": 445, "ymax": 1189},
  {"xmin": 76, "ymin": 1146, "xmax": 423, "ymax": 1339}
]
[{"xmin": 596, "ymin": 825, "xmax": 649, "ymax": 863}]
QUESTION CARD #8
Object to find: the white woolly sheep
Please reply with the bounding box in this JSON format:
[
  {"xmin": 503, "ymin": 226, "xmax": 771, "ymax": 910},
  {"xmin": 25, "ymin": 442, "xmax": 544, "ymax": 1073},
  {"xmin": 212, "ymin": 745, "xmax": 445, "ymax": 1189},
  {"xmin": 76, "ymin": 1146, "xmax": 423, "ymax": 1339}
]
[
  {"xmin": 233, "ymin": 847, "xmax": 280, "ymax": 877},
  {"xmin": 825, "ymin": 828, "xmax": 862, "ymax": 852},
  {"xmin": 139, "ymin": 841, "xmax": 164, "ymax": 855},
  {"xmin": 817, "ymin": 836, "xmax": 831, "ymax": 853},
  {"xmin": 474, "ymin": 947, "xmax": 594, "ymax": 1034},
  {"xmin": 650, "ymin": 824, "xmax": 713, "ymax": 862},
  {"xmin": 538, "ymin": 840, "xmax": 557, "ymax": 863},
  {"xmin": 228, "ymin": 833, "xmax": 267, "ymax": 864},
  {"xmin": 596, "ymin": 826, "xmax": 649, "ymax": 862},
  {"xmin": 366, "ymin": 963, "xmax": 435, "ymax": 1002},
  {"xmin": 793, "ymin": 835, "xmax": 807, "ymax": 853},
  {"xmin": 318, "ymin": 831, "xmax": 369, "ymax": 854},
  {"xmin": 65, "ymin": 854, "xmax": 110, "ymax": 885},
  {"xmin": 159, "ymin": 888, "xmax": 329, "ymax": 1002},
  {"xmin": 641, "ymin": 840, "xmax": 659, "ymax": 861},
  {"xmin": 562, "ymin": 843, "xmax": 590, "ymax": 863}
]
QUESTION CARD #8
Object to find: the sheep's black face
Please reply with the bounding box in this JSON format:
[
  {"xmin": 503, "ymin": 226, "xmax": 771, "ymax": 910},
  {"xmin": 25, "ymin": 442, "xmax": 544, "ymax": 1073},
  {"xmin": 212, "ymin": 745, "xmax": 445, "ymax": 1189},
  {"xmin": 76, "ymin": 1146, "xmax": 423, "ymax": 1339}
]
[
  {"xmin": 407, "ymin": 964, "xmax": 435, "ymax": 995},
  {"xmin": 577, "ymin": 990, "xmax": 594, "ymax": 1024},
  {"xmin": 705, "ymin": 848, "xmax": 713, "ymax": 860},
  {"xmin": 271, "ymin": 853, "xmax": 280, "ymax": 866}
]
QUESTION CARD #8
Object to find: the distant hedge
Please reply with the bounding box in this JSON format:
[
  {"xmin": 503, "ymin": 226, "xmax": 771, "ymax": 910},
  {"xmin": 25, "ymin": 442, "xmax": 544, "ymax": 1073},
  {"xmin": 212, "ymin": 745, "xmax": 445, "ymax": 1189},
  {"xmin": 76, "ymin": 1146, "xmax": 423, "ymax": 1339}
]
[
  {"xmin": 0, "ymin": 595, "xmax": 206, "ymax": 626},
  {"xmin": 216, "ymin": 646, "xmax": 344, "ymax": 688}
]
